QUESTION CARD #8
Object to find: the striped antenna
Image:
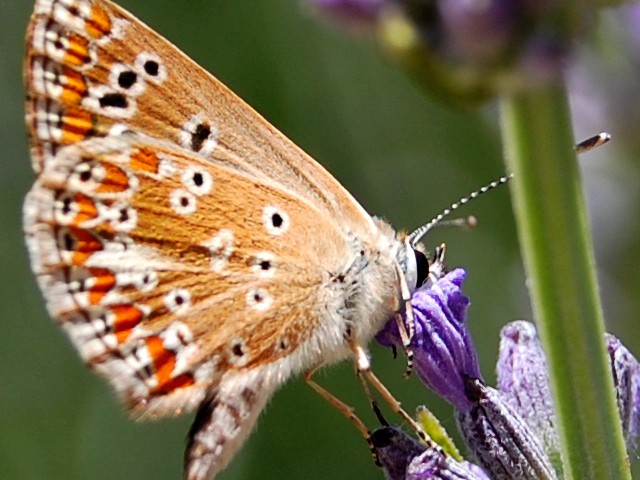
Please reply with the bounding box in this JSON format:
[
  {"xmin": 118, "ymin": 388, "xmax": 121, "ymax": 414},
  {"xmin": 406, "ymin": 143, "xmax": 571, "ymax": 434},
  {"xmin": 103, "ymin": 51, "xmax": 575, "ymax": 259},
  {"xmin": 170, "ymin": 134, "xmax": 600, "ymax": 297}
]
[
  {"xmin": 408, "ymin": 132, "xmax": 610, "ymax": 247},
  {"xmin": 575, "ymin": 132, "xmax": 611, "ymax": 154},
  {"xmin": 408, "ymin": 175, "xmax": 512, "ymax": 247}
]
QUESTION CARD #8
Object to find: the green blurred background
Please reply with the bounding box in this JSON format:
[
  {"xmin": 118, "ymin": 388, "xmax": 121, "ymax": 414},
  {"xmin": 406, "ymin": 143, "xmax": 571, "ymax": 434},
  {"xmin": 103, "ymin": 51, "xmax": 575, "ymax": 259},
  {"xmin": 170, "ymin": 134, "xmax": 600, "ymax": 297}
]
[{"xmin": 1, "ymin": 1, "xmax": 639, "ymax": 479}]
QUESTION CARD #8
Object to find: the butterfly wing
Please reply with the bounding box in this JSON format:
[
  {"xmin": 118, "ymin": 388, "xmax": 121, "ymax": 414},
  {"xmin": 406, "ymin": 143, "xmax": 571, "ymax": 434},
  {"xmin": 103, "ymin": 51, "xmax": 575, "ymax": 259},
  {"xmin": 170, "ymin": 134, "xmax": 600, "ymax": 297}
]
[
  {"xmin": 24, "ymin": 1, "xmax": 402, "ymax": 477},
  {"xmin": 25, "ymin": 0, "xmax": 376, "ymax": 240},
  {"xmin": 25, "ymin": 132, "xmax": 360, "ymax": 415}
]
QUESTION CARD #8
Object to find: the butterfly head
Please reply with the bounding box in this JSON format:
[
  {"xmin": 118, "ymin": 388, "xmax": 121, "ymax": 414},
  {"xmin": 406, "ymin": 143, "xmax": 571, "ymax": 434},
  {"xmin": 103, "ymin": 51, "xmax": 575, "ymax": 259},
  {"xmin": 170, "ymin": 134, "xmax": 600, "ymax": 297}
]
[{"xmin": 398, "ymin": 239, "xmax": 431, "ymax": 293}]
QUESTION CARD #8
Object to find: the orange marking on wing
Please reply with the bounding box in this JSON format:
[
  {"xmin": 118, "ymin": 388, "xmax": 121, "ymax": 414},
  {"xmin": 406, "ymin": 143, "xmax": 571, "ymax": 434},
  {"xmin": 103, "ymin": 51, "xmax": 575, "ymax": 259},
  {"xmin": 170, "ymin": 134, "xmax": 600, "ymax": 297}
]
[
  {"xmin": 145, "ymin": 336, "xmax": 195, "ymax": 395},
  {"xmin": 61, "ymin": 107, "xmax": 93, "ymax": 144},
  {"xmin": 71, "ymin": 193, "xmax": 99, "ymax": 226},
  {"xmin": 146, "ymin": 336, "xmax": 175, "ymax": 385},
  {"xmin": 86, "ymin": 5, "xmax": 112, "ymax": 39},
  {"xmin": 129, "ymin": 147, "xmax": 160, "ymax": 173},
  {"xmin": 60, "ymin": 67, "xmax": 87, "ymax": 105},
  {"xmin": 152, "ymin": 373, "xmax": 195, "ymax": 395},
  {"xmin": 70, "ymin": 227, "xmax": 103, "ymax": 265},
  {"xmin": 110, "ymin": 304, "xmax": 144, "ymax": 343},
  {"xmin": 88, "ymin": 267, "xmax": 116, "ymax": 305},
  {"xmin": 63, "ymin": 34, "xmax": 92, "ymax": 67},
  {"xmin": 96, "ymin": 162, "xmax": 130, "ymax": 194}
]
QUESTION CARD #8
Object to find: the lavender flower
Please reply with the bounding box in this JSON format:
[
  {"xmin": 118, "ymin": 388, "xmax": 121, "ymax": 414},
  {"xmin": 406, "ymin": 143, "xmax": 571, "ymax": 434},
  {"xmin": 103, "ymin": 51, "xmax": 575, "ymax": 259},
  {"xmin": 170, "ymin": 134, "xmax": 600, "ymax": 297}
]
[
  {"xmin": 456, "ymin": 378, "xmax": 557, "ymax": 480},
  {"xmin": 375, "ymin": 269, "xmax": 640, "ymax": 479},
  {"xmin": 497, "ymin": 321, "xmax": 561, "ymax": 469},
  {"xmin": 304, "ymin": 0, "xmax": 578, "ymax": 103},
  {"xmin": 306, "ymin": 0, "xmax": 387, "ymax": 26},
  {"xmin": 376, "ymin": 269, "xmax": 482, "ymax": 412},
  {"xmin": 606, "ymin": 334, "xmax": 640, "ymax": 454},
  {"xmin": 371, "ymin": 425, "xmax": 491, "ymax": 480},
  {"xmin": 498, "ymin": 322, "xmax": 640, "ymax": 462},
  {"xmin": 371, "ymin": 425, "xmax": 426, "ymax": 480}
]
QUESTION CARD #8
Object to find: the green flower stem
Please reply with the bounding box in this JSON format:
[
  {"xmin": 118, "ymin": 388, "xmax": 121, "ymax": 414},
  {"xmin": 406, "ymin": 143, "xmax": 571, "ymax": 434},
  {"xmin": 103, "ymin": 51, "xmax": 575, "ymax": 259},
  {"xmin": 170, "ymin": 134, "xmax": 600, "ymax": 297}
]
[{"xmin": 499, "ymin": 86, "xmax": 630, "ymax": 479}]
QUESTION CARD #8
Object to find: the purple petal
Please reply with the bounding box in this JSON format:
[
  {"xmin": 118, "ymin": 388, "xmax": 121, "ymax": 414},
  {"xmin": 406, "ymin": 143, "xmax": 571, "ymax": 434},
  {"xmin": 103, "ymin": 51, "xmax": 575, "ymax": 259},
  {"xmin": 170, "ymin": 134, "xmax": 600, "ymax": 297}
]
[
  {"xmin": 625, "ymin": 3, "xmax": 640, "ymax": 48},
  {"xmin": 371, "ymin": 426, "xmax": 426, "ymax": 480},
  {"xmin": 497, "ymin": 321, "xmax": 561, "ymax": 466},
  {"xmin": 457, "ymin": 379, "xmax": 558, "ymax": 480},
  {"xmin": 377, "ymin": 269, "xmax": 482, "ymax": 411},
  {"xmin": 606, "ymin": 333, "xmax": 640, "ymax": 454},
  {"xmin": 305, "ymin": 0, "xmax": 387, "ymax": 25},
  {"xmin": 370, "ymin": 425, "xmax": 490, "ymax": 480},
  {"xmin": 407, "ymin": 448, "xmax": 492, "ymax": 480},
  {"xmin": 439, "ymin": 0, "xmax": 517, "ymax": 63}
]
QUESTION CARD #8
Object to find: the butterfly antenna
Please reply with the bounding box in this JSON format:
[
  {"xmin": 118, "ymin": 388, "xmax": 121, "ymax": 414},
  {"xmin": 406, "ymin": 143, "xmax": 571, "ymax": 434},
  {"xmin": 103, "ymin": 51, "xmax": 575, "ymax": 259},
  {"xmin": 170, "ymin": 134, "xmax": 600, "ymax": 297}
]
[
  {"xmin": 407, "ymin": 174, "xmax": 513, "ymax": 247},
  {"xmin": 406, "ymin": 132, "xmax": 610, "ymax": 247},
  {"xmin": 575, "ymin": 132, "xmax": 611, "ymax": 154}
]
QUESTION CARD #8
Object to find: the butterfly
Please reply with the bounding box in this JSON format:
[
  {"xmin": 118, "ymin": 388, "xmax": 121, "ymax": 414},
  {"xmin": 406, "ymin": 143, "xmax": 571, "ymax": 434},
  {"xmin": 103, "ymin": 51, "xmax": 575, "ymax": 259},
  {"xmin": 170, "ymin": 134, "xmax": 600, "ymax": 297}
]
[{"xmin": 23, "ymin": 0, "xmax": 433, "ymax": 478}]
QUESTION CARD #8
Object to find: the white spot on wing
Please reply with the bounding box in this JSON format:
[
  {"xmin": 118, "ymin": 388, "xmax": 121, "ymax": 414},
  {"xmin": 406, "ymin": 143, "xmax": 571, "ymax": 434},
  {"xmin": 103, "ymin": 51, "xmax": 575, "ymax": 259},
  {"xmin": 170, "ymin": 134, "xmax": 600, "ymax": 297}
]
[
  {"xmin": 161, "ymin": 321, "xmax": 193, "ymax": 350},
  {"xmin": 53, "ymin": 192, "xmax": 79, "ymax": 225},
  {"xmin": 202, "ymin": 230, "xmax": 234, "ymax": 273},
  {"xmin": 228, "ymin": 339, "xmax": 249, "ymax": 367},
  {"xmin": 169, "ymin": 189, "xmax": 197, "ymax": 215},
  {"xmin": 179, "ymin": 114, "xmax": 218, "ymax": 156},
  {"xmin": 249, "ymin": 252, "xmax": 275, "ymax": 278},
  {"xmin": 35, "ymin": 0, "xmax": 55, "ymax": 15},
  {"xmin": 135, "ymin": 52, "xmax": 167, "ymax": 84},
  {"xmin": 164, "ymin": 289, "xmax": 192, "ymax": 315},
  {"xmin": 262, "ymin": 206, "xmax": 290, "ymax": 236},
  {"xmin": 52, "ymin": 1, "xmax": 86, "ymax": 32},
  {"xmin": 246, "ymin": 288, "xmax": 272, "ymax": 311},
  {"xmin": 109, "ymin": 205, "xmax": 137, "ymax": 232},
  {"xmin": 109, "ymin": 63, "xmax": 145, "ymax": 96},
  {"xmin": 182, "ymin": 167, "xmax": 213, "ymax": 196},
  {"xmin": 157, "ymin": 155, "xmax": 175, "ymax": 178}
]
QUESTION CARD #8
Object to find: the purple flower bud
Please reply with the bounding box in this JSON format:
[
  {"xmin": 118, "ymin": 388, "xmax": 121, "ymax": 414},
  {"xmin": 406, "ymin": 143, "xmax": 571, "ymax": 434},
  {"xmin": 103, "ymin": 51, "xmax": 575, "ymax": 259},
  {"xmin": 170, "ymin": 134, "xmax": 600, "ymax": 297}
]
[
  {"xmin": 457, "ymin": 379, "xmax": 558, "ymax": 480},
  {"xmin": 517, "ymin": 33, "xmax": 568, "ymax": 84},
  {"xmin": 498, "ymin": 322, "xmax": 640, "ymax": 460},
  {"xmin": 406, "ymin": 448, "xmax": 492, "ymax": 480},
  {"xmin": 606, "ymin": 334, "xmax": 640, "ymax": 453},
  {"xmin": 376, "ymin": 269, "xmax": 482, "ymax": 412},
  {"xmin": 627, "ymin": 4, "xmax": 640, "ymax": 49},
  {"xmin": 438, "ymin": 0, "xmax": 517, "ymax": 64},
  {"xmin": 377, "ymin": 272, "xmax": 639, "ymax": 479},
  {"xmin": 497, "ymin": 321, "xmax": 561, "ymax": 467},
  {"xmin": 305, "ymin": 0, "xmax": 387, "ymax": 26},
  {"xmin": 305, "ymin": 0, "xmax": 578, "ymax": 104},
  {"xmin": 371, "ymin": 426, "xmax": 426, "ymax": 480},
  {"xmin": 370, "ymin": 425, "xmax": 491, "ymax": 480}
]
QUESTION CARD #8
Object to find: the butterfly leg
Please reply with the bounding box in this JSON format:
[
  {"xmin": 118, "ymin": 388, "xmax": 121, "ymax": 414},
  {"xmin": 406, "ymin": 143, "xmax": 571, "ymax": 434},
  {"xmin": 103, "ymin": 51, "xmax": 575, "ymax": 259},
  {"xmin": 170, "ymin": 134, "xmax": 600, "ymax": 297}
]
[
  {"xmin": 394, "ymin": 262, "xmax": 415, "ymax": 378},
  {"xmin": 350, "ymin": 341, "xmax": 430, "ymax": 445},
  {"xmin": 184, "ymin": 373, "xmax": 278, "ymax": 480},
  {"xmin": 304, "ymin": 365, "xmax": 371, "ymax": 440},
  {"xmin": 305, "ymin": 365, "xmax": 388, "ymax": 466}
]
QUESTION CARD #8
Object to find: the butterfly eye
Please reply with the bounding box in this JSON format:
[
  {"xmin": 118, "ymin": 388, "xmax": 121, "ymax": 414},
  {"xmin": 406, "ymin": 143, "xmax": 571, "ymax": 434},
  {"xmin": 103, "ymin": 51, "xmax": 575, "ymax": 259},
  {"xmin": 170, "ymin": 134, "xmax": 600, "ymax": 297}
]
[
  {"xmin": 402, "ymin": 243, "xmax": 430, "ymax": 292},
  {"xmin": 413, "ymin": 248, "xmax": 429, "ymax": 290}
]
